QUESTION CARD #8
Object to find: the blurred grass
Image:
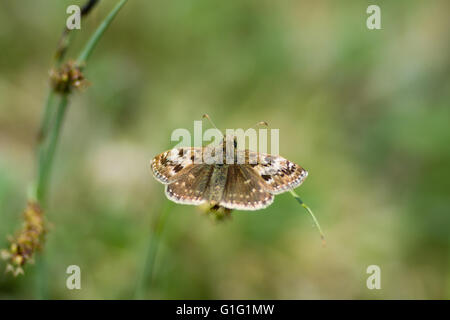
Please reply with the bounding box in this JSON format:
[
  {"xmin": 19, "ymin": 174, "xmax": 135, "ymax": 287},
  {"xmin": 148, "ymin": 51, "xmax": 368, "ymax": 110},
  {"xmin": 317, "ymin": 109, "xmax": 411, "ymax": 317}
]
[{"xmin": 0, "ymin": 0, "xmax": 449, "ymax": 299}]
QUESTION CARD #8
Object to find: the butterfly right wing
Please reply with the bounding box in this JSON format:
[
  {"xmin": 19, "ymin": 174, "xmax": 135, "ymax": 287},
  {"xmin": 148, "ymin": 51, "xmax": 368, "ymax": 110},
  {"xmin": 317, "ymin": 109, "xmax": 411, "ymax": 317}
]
[
  {"xmin": 165, "ymin": 163, "xmax": 214, "ymax": 205},
  {"xmin": 151, "ymin": 147, "xmax": 215, "ymax": 205}
]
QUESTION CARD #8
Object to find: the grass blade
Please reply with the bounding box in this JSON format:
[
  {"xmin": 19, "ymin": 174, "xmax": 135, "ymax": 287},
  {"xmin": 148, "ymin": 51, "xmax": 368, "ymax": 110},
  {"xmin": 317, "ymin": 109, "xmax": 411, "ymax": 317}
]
[{"xmin": 289, "ymin": 190, "xmax": 326, "ymax": 247}]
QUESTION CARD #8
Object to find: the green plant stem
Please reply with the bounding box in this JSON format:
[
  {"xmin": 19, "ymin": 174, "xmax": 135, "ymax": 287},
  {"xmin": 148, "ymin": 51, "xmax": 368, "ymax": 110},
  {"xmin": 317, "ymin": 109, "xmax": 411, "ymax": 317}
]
[
  {"xmin": 36, "ymin": 0, "xmax": 128, "ymax": 202},
  {"xmin": 55, "ymin": 31, "xmax": 75, "ymax": 66},
  {"xmin": 33, "ymin": 94, "xmax": 68, "ymax": 299},
  {"xmin": 135, "ymin": 201, "xmax": 173, "ymax": 299},
  {"xmin": 289, "ymin": 190, "xmax": 326, "ymax": 246},
  {"xmin": 34, "ymin": 252, "xmax": 48, "ymax": 299},
  {"xmin": 29, "ymin": 0, "xmax": 128, "ymax": 299},
  {"xmin": 36, "ymin": 94, "xmax": 69, "ymax": 204},
  {"xmin": 37, "ymin": 91, "xmax": 56, "ymax": 143},
  {"xmin": 33, "ymin": 90, "xmax": 55, "ymax": 201},
  {"xmin": 55, "ymin": 1, "xmax": 100, "ymax": 64},
  {"xmin": 77, "ymin": 0, "xmax": 128, "ymax": 66}
]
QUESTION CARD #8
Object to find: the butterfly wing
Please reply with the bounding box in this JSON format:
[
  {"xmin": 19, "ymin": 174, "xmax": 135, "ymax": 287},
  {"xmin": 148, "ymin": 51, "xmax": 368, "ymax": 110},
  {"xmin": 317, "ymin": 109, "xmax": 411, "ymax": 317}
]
[
  {"xmin": 151, "ymin": 147, "xmax": 215, "ymax": 205},
  {"xmin": 246, "ymin": 151, "xmax": 308, "ymax": 195},
  {"xmin": 219, "ymin": 164, "xmax": 274, "ymax": 210},
  {"xmin": 151, "ymin": 147, "xmax": 203, "ymax": 184},
  {"xmin": 165, "ymin": 164, "xmax": 214, "ymax": 205},
  {"xmin": 151, "ymin": 147, "xmax": 307, "ymax": 209}
]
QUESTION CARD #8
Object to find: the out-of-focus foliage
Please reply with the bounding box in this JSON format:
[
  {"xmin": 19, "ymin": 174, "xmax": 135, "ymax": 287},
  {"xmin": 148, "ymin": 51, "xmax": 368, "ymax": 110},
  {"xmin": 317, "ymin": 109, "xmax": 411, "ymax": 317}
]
[{"xmin": 0, "ymin": 0, "xmax": 449, "ymax": 299}]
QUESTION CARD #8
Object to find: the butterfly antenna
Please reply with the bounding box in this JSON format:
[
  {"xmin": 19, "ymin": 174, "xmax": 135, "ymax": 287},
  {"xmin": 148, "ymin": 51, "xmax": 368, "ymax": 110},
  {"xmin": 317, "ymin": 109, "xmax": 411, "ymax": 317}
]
[
  {"xmin": 289, "ymin": 190, "xmax": 326, "ymax": 247},
  {"xmin": 202, "ymin": 114, "xmax": 220, "ymax": 131}
]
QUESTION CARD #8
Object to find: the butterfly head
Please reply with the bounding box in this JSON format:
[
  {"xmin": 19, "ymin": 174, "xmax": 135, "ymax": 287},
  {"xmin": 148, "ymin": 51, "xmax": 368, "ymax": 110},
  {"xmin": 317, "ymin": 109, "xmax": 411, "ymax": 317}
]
[{"xmin": 222, "ymin": 134, "xmax": 238, "ymax": 149}]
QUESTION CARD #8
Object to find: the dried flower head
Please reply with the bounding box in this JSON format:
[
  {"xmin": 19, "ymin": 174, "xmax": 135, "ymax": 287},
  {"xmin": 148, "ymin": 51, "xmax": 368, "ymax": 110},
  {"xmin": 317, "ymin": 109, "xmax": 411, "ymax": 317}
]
[
  {"xmin": 1, "ymin": 202, "xmax": 46, "ymax": 276},
  {"xmin": 199, "ymin": 203, "xmax": 232, "ymax": 221},
  {"xmin": 49, "ymin": 60, "xmax": 89, "ymax": 93}
]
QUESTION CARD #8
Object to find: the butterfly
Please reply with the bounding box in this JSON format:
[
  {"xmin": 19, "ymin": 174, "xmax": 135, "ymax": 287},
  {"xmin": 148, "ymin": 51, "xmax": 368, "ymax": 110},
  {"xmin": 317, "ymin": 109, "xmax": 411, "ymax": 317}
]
[{"xmin": 151, "ymin": 129, "xmax": 308, "ymax": 213}]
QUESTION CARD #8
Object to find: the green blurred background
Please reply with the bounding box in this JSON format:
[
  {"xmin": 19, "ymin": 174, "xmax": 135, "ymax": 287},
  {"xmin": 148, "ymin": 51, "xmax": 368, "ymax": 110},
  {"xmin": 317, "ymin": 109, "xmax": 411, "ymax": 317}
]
[{"xmin": 0, "ymin": 0, "xmax": 449, "ymax": 299}]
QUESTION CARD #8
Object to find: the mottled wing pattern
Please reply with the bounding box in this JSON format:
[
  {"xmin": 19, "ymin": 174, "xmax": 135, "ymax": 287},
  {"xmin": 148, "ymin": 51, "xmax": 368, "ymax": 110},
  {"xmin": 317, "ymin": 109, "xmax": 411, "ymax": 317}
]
[
  {"xmin": 151, "ymin": 147, "xmax": 203, "ymax": 184},
  {"xmin": 165, "ymin": 164, "xmax": 214, "ymax": 205},
  {"xmin": 220, "ymin": 164, "xmax": 274, "ymax": 210},
  {"xmin": 246, "ymin": 151, "xmax": 308, "ymax": 195},
  {"xmin": 151, "ymin": 146, "xmax": 308, "ymax": 211},
  {"xmin": 152, "ymin": 147, "xmax": 215, "ymax": 205}
]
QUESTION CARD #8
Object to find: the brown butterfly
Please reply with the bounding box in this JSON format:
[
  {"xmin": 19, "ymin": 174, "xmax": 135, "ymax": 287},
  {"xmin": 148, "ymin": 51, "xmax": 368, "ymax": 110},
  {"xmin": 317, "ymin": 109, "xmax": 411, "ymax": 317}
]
[{"xmin": 151, "ymin": 120, "xmax": 308, "ymax": 212}]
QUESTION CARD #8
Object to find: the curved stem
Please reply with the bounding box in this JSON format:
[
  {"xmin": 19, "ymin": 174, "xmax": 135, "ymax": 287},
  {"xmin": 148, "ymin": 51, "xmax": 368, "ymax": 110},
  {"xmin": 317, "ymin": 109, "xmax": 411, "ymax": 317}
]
[{"xmin": 289, "ymin": 190, "xmax": 326, "ymax": 247}]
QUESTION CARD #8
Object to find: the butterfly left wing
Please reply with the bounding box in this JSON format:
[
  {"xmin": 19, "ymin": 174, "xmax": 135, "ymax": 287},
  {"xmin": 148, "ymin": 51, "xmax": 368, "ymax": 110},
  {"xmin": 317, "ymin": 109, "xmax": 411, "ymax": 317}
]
[{"xmin": 245, "ymin": 151, "xmax": 308, "ymax": 195}]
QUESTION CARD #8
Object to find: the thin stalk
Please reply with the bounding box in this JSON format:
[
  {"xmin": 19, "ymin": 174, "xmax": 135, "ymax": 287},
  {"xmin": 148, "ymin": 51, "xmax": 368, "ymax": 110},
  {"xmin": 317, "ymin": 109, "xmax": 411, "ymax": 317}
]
[
  {"xmin": 34, "ymin": 252, "xmax": 48, "ymax": 299},
  {"xmin": 77, "ymin": 0, "xmax": 128, "ymax": 65},
  {"xmin": 135, "ymin": 201, "xmax": 173, "ymax": 299},
  {"xmin": 24, "ymin": 0, "xmax": 128, "ymax": 299},
  {"xmin": 55, "ymin": 31, "xmax": 75, "ymax": 66},
  {"xmin": 289, "ymin": 190, "xmax": 326, "ymax": 247},
  {"xmin": 55, "ymin": 1, "xmax": 100, "ymax": 64},
  {"xmin": 33, "ymin": 90, "xmax": 56, "ymax": 201},
  {"xmin": 36, "ymin": 94, "xmax": 69, "ymax": 204},
  {"xmin": 37, "ymin": 91, "xmax": 56, "ymax": 144},
  {"xmin": 36, "ymin": 0, "xmax": 128, "ymax": 204},
  {"xmin": 33, "ymin": 94, "xmax": 68, "ymax": 300}
]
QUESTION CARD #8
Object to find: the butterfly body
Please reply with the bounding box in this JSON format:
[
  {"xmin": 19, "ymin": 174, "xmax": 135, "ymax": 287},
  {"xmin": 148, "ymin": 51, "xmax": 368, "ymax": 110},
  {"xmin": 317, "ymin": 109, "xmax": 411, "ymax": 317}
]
[
  {"xmin": 207, "ymin": 164, "xmax": 228, "ymax": 204},
  {"xmin": 151, "ymin": 136, "xmax": 308, "ymax": 211}
]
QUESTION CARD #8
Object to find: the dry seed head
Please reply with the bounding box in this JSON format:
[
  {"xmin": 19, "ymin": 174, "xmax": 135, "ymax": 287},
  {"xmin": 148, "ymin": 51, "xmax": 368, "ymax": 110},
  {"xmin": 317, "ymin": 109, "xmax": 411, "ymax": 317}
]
[
  {"xmin": 1, "ymin": 201, "xmax": 47, "ymax": 276},
  {"xmin": 49, "ymin": 60, "xmax": 89, "ymax": 94}
]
